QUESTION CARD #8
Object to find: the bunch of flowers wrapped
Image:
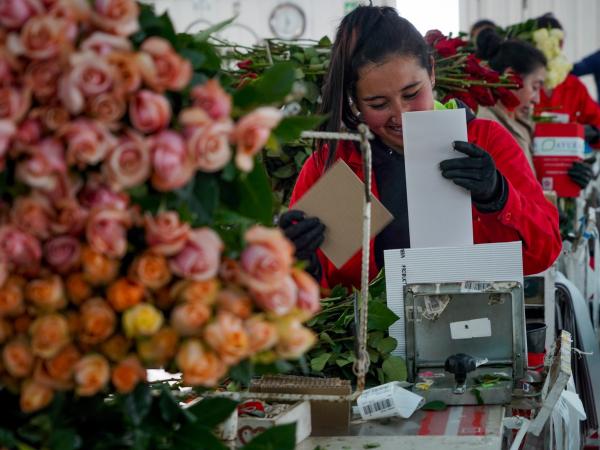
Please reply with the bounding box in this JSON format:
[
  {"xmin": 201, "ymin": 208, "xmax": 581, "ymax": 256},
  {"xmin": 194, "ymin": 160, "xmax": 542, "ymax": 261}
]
[
  {"xmin": 425, "ymin": 30, "xmax": 522, "ymax": 112},
  {"xmin": 0, "ymin": 0, "xmax": 320, "ymax": 415}
]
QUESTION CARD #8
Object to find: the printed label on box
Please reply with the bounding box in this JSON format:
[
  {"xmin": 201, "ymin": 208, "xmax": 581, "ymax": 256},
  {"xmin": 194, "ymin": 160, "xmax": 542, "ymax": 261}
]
[{"xmin": 450, "ymin": 318, "xmax": 492, "ymax": 339}]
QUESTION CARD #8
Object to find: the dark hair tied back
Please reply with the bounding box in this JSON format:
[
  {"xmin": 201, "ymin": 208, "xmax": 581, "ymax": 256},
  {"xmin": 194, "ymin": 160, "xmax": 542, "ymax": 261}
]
[{"xmin": 475, "ymin": 27, "xmax": 503, "ymax": 60}]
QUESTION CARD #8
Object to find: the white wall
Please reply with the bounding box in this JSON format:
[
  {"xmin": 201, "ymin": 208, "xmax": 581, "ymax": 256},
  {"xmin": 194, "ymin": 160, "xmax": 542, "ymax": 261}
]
[{"xmin": 459, "ymin": 0, "xmax": 600, "ymax": 98}]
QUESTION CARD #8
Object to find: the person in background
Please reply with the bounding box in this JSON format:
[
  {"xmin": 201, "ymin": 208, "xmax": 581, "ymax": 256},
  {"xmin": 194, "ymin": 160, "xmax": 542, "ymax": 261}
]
[
  {"xmin": 469, "ymin": 19, "xmax": 497, "ymax": 46},
  {"xmin": 278, "ymin": 6, "xmax": 561, "ymax": 290},
  {"xmin": 572, "ymin": 49, "xmax": 600, "ymax": 103},
  {"xmin": 476, "ymin": 28, "xmax": 593, "ymax": 189}
]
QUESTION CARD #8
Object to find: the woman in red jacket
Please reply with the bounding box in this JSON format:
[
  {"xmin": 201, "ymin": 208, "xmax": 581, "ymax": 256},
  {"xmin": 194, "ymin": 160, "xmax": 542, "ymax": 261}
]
[{"xmin": 280, "ymin": 5, "xmax": 561, "ymax": 289}]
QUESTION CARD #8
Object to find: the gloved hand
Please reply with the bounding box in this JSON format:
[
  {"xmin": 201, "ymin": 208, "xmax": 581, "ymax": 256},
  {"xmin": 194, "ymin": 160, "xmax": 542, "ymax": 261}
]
[
  {"xmin": 440, "ymin": 141, "xmax": 507, "ymax": 211},
  {"xmin": 278, "ymin": 210, "xmax": 325, "ymax": 279},
  {"xmin": 568, "ymin": 160, "xmax": 594, "ymax": 189},
  {"xmin": 584, "ymin": 124, "xmax": 600, "ymax": 145}
]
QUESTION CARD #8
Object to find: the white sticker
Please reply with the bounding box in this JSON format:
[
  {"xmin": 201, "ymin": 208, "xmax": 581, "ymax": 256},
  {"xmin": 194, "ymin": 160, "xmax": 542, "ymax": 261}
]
[{"xmin": 450, "ymin": 318, "xmax": 492, "ymax": 339}]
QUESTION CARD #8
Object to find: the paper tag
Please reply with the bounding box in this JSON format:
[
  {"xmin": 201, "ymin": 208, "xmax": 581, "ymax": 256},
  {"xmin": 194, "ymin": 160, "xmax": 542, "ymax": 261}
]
[
  {"xmin": 460, "ymin": 281, "xmax": 492, "ymax": 293},
  {"xmin": 450, "ymin": 318, "xmax": 492, "ymax": 339}
]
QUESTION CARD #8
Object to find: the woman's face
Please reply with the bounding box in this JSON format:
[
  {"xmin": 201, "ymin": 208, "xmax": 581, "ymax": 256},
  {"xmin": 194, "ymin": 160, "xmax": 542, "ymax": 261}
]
[
  {"xmin": 355, "ymin": 54, "xmax": 435, "ymax": 151},
  {"xmin": 513, "ymin": 65, "xmax": 546, "ymax": 121}
]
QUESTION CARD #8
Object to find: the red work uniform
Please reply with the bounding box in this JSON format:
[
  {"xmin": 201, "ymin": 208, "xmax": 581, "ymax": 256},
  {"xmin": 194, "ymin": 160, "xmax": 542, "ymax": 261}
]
[{"xmin": 289, "ymin": 118, "xmax": 562, "ymax": 289}]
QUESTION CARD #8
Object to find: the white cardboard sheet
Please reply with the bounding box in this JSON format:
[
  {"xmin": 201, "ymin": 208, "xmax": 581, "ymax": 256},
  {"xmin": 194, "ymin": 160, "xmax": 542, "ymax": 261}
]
[
  {"xmin": 384, "ymin": 242, "xmax": 523, "ymax": 356},
  {"xmin": 402, "ymin": 109, "xmax": 473, "ymax": 248}
]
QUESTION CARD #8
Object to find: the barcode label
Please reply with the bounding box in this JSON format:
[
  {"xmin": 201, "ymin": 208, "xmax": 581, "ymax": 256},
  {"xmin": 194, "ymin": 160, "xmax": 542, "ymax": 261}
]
[
  {"xmin": 461, "ymin": 281, "xmax": 491, "ymax": 293},
  {"xmin": 362, "ymin": 398, "xmax": 393, "ymax": 417}
]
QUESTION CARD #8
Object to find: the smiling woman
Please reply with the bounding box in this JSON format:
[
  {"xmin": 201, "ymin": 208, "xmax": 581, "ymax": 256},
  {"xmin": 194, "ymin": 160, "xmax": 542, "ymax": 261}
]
[{"xmin": 279, "ymin": 5, "xmax": 562, "ymax": 290}]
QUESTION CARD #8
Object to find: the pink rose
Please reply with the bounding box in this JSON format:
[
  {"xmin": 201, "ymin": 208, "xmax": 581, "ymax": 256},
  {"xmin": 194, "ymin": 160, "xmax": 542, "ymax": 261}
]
[
  {"xmin": 59, "ymin": 119, "xmax": 116, "ymax": 168},
  {"xmin": 102, "ymin": 130, "xmax": 150, "ymax": 190},
  {"xmin": 129, "ymin": 90, "xmax": 171, "ymax": 134},
  {"xmin": 233, "ymin": 107, "xmax": 282, "ymax": 172},
  {"xmin": 0, "ymin": 85, "xmax": 31, "ymax": 123},
  {"xmin": 11, "ymin": 192, "xmax": 54, "ymax": 240},
  {"xmin": 138, "ymin": 37, "xmax": 192, "ymax": 92},
  {"xmin": 185, "ymin": 119, "xmax": 233, "ymax": 172},
  {"xmin": 15, "ymin": 117, "xmax": 42, "ymax": 147},
  {"xmin": 238, "ymin": 225, "xmax": 294, "ymax": 292},
  {"xmin": 0, "ymin": 0, "xmax": 44, "ymax": 30},
  {"xmin": 149, "ymin": 130, "xmax": 193, "ymax": 191},
  {"xmin": 144, "ymin": 211, "xmax": 190, "ymax": 256},
  {"xmin": 15, "ymin": 138, "xmax": 66, "ymax": 191},
  {"xmin": 191, "ymin": 79, "xmax": 232, "ymax": 121},
  {"xmin": 203, "ymin": 312, "xmax": 249, "ymax": 365},
  {"xmin": 170, "ymin": 228, "xmax": 223, "ymax": 281},
  {"xmin": 78, "ymin": 177, "xmax": 129, "ymax": 210},
  {"xmin": 80, "ymin": 31, "xmax": 132, "ymax": 55},
  {"xmin": 106, "ymin": 52, "xmax": 141, "ymax": 94},
  {"xmin": 86, "ymin": 208, "xmax": 131, "ymax": 258},
  {"xmin": 87, "ymin": 90, "xmax": 127, "ymax": 124},
  {"xmin": 0, "ymin": 225, "xmax": 42, "ymax": 275},
  {"xmin": 51, "ymin": 198, "xmax": 88, "ymax": 236},
  {"xmin": 251, "ymin": 275, "xmax": 297, "ymax": 316},
  {"xmin": 0, "ymin": 120, "xmax": 16, "ymax": 167},
  {"xmin": 91, "ymin": 0, "xmax": 139, "ymax": 36},
  {"xmin": 7, "ymin": 14, "xmax": 68, "ymax": 60},
  {"xmin": 44, "ymin": 235, "xmax": 81, "ymax": 274},
  {"xmin": 291, "ymin": 268, "xmax": 321, "ymax": 318}
]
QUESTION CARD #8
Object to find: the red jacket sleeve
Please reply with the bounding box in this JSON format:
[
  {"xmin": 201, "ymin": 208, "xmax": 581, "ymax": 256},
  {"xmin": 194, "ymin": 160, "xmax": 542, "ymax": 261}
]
[
  {"xmin": 469, "ymin": 119, "xmax": 562, "ymax": 275},
  {"xmin": 570, "ymin": 75, "xmax": 600, "ymax": 129}
]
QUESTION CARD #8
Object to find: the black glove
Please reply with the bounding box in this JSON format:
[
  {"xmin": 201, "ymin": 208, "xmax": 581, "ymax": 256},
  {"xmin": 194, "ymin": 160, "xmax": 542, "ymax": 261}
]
[
  {"xmin": 568, "ymin": 160, "xmax": 594, "ymax": 189},
  {"xmin": 440, "ymin": 141, "xmax": 508, "ymax": 212},
  {"xmin": 585, "ymin": 125, "xmax": 600, "ymax": 145},
  {"xmin": 278, "ymin": 210, "xmax": 325, "ymax": 279}
]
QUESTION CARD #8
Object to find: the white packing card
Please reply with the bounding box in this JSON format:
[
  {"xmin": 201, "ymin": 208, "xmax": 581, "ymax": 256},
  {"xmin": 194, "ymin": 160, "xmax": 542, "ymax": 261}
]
[
  {"xmin": 402, "ymin": 108, "xmax": 473, "ymax": 248},
  {"xmin": 384, "ymin": 241, "xmax": 523, "ymax": 356},
  {"xmin": 449, "ymin": 318, "xmax": 492, "ymax": 340}
]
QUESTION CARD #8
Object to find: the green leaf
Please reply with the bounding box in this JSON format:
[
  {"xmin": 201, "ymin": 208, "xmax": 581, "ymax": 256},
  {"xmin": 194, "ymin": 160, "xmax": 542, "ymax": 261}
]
[
  {"xmin": 382, "ymin": 356, "xmax": 407, "ymax": 382},
  {"xmin": 131, "ymin": 5, "xmax": 177, "ymax": 46},
  {"xmin": 172, "ymin": 172, "xmax": 219, "ymax": 226},
  {"xmin": 229, "ymin": 359, "xmax": 253, "ymax": 385},
  {"xmin": 48, "ymin": 429, "xmax": 82, "ymax": 450},
  {"xmin": 318, "ymin": 36, "xmax": 332, "ymax": 47},
  {"xmin": 122, "ymin": 383, "xmax": 153, "ymax": 427},
  {"xmin": 272, "ymin": 165, "xmax": 295, "ymax": 178},
  {"xmin": 186, "ymin": 398, "xmax": 238, "ymax": 428},
  {"xmin": 228, "ymin": 163, "xmax": 274, "ymax": 225},
  {"xmin": 376, "ymin": 337, "xmax": 397, "ymax": 354},
  {"xmin": 172, "ymin": 424, "xmax": 226, "ymax": 450},
  {"xmin": 273, "ymin": 115, "xmax": 327, "ymax": 143},
  {"xmin": 310, "ymin": 353, "xmax": 331, "ymax": 372},
  {"xmin": 319, "ymin": 332, "xmax": 334, "ymax": 345},
  {"xmin": 0, "ymin": 428, "xmax": 17, "ymax": 447},
  {"xmin": 367, "ymin": 301, "xmax": 399, "ymax": 331},
  {"xmin": 192, "ymin": 16, "xmax": 236, "ymax": 43},
  {"xmin": 234, "ymin": 63, "xmax": 297, "ymax": 109},
  {"xmin": 302, "ymin": 81, "xmax": 320, "ymax": 103},
  {"xmin": 421, "ymin": 401, "xmax": 448, "ymax": 411},
  {"xmin": 179, "ymin": 48, "xmax": 207, "ymax": 71},
  {"xmin": 368, "ymin": 331, "xmax": 384, "ymax": 348},
  {"xmin": 241, "ymin": 423, "xmax": 296, "ymax": 450},
  {"xmin": 158, "ymin": 387, "xmax": 182, "ymax": 423}
]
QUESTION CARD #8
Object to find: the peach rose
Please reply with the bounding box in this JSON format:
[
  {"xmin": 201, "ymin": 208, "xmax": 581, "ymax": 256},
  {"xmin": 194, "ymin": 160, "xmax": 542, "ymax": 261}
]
[
  {"xmin": 233, "ymin": 107, "xmax": 282, "ymax": 172},
  {"xmin": 81, "ymin": 245, "xmax": 119, "ymax": 286},
  {"xmin": 217, "ymin": 288, "xmax": 252, "ymax": 319},
  {"xmin": 144, "ymin": 211, "xmax": 190, "ymax": 256},
  {"xmin": 0, "ymin": 276, "xmax": 25, "ymax": 317},
  {"xmin": 170, "ymin": 228, "xmax": 223, "ymax": 282},
  {"xmin": 33, "ymin": 357, "xmax": 74, "ymax": 391},
  {"xmin": 130, "ymin": 252, "xmax": 171, "ymax": 290},
  {"xmin": 6, "ymin": 14, "xmax": 68, "ymax": 60},
  {"xmin": 186, "ymin": 119, "xmax": 233, "ymax": 173},
  {"xmin": 102, "ymin": 130, "xmax": 150, "ymax": 190},
  {"xmin": 100, "ymin": 333, "xmax": 130, "ymax": 362},
  {"xmin": 0, "ymin": 85, "xmax": 30, "ymax": 123},
  {"xmin": 65, "ymin": 273, "xmax": 92, "ymax": 305},
  {"xmin": 106, "ymin": 277, "xmax": 144, "ymax": 312},
  {"xmin": 275, "ymin": 319, "xmax": 316, "ymax": 359},
  {"xmin": 129, "ymin": 90, "xmax": 171, "ymax": 134},
  {"xmin": 30, "ymin": 313, "xmax": 70, "ymax": 358},
  {"xmin": 148, "ymin": 130, "xmax": 194, "ymax": 191},
  {"xmin": 138, "ymin": 37, "xmax": 192, "ymax": 92},
  {"xmin": 122, "ymin": 302, "xmax": 163, "ymax": 338},
  {"xmin": 86, "ymin": 207, "xmax": 131, "ymax": 258},
  {"xmin": 0, "ymin": 318, "xmax": 13, "ymax": 343},
  {"xmin": 25, "ymin": 275, "xmax": 66, "ymax": 311},
  {"xmin": 80, "ymin": 31, "xmax": 132, "ymax": 55},
  {"xmin": 170, "ymin": 301, "xmax": 210, "ymax": 336},
  {"xmin": 171, "ymin": 278, "xmax": 219, "ymax": 305},
  {"xmin": 73, "ymin": 353, "xmax": 110, "ymax": 396},
  {"xmin": 44, "ymin": 344, "xmax": 80, "ymax": 382},
  {"xmin": 238, "ymin": 225, "xmax": 294, "ymax": 292},
  {"xmin": 111, "ymin": 355, "xmax": 146, "ymax": 394},
  {"xmin": 251, "ymin": 275, "xmax": 297, "ymax": 317},
  {"xmin": 106, "ymin": 51, "xmax": 141, "ymax": 93},
  {"xmin": 31, "ymin": 103, "xmax": 70, "ymax": 132},
  {"xmin": 11, "ymin": 192, "xmax": 53, "ymax": 240},
  {"xmin": 43, "ymin": 235, "xmax": 81, "ymax": 274},
  {"xmin": 204, "ymin": 312, "xmax": 249, "ymax": 365},
  {"xmin": 291, "ymin": 268, "xmax": 321, "ymax": 318},
  {"xmin": 219, "ymin": 258, "xmax": 241, "ymax": 284},
  {"xmin": 20, "ymin": 379, "xmax": 54, "ymax": 413},
  {"xmin": 176, "ymin": 339, "xmax": 226, "ymax": 387},
  {"xmin": 79, "ymin": 298, "xmax": 116, "ymax": 345},
  {"xmin": 245, "ymin": 316, "xmax": 278, "ymax": 353},
  {"xmin": 25, "ymin": 59, "xmax": 63, "ymax": 102},
  {"xmin": 15, "ymin": 138, "xmax": 65, "ymax": 192},
  {"xmin": 91, "ymin": 0, "xmax": 139, "ymax": 36},
  {"xmin": 0, "ymin": 225, "xmax": 42, "ymax": 276},
  {"xmin": 87, "ymin": 91, "xmax": 127, "ymax": 124},
  {"xmin": 137, "ymin": 327, "xmax": 177, "ymax": 366},
  {"xmin": 190, "ymin": 79, "xmax": 232, "ymax": 121},
  {"xmin": 51, "ymin": 198, "xmax": 89, "ymax": 236},
  {"xmin": 0, "ymin": 0, "xmax": 45, "ymax": 30},
  {"xmin": 59, "ymin": 119, "xmax": 116, "ymax": 168},
  {"xmin": 2, "ymin": 337, "xmax": 33, "ymax": 377}
]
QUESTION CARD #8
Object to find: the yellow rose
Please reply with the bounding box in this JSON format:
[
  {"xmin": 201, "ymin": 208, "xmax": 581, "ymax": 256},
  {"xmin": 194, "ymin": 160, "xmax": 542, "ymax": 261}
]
[{"xmin": 122, "ymin": 303, "xmax": 164, "ymax": 338}]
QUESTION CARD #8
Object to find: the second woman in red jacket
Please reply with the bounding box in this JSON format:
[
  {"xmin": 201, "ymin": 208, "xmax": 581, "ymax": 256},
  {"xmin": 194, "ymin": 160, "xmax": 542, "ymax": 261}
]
[{"xmin": 280, "ymin": 5, "xmax": 561, "ymax": 289}]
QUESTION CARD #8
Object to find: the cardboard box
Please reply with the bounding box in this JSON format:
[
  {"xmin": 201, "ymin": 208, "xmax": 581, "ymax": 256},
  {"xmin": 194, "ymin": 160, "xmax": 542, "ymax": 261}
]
[
  {"xmin": 533, "ymin": 123, "xmax": 585, "ymax": 198},
  {"xmin": 250, "ymin": 375, "xmax": 351, "ymax": 436},
  {"xmin": 236, "ymin": 401, "xmax": 311, "ymax": 447}
]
